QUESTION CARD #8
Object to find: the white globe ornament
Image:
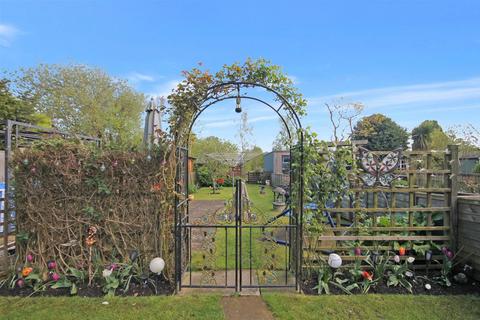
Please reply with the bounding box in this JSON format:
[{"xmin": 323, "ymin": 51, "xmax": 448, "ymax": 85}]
[
  {"xmin": 149, "ymin": 257, "xmax": 165, "ymax": 274},
  {"xmin": 328, "ymin": 253, "xmax": 342, "ymax": 269}
]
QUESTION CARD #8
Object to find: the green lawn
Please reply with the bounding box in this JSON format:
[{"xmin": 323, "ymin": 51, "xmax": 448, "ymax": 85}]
[
  {"xmin": 263, "ymin": 294, "xmax": 480, "ymax": 320},
  {"xmin": 190, "ymin": 183, "xmax": 288, "ymax": 277},
  {"xmin": 193, "ymin": 183, "xmax": 276, "ymax": 214},
  {"xmin": 1, "ymin": 294, "xmax": 479, "ymax": 320},
  {"xmin": 0, "ymin": 295, "xmax": 224, "ymax": 320}
]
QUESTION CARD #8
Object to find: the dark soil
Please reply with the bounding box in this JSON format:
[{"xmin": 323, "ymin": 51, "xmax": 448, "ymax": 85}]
[
  {"xmin": 0, "ymin": 278, "xmax": 174, "ymax": 297},
  {"xmin": 302, "ymin": 271, "xmax": 480, "ymax": 296}
]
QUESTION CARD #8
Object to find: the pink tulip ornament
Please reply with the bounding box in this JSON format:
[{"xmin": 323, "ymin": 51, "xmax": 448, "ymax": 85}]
[
  {"xmin": 51, "ymin": 272, "xmax": 60, "ymax": 281},
  {"xmin": 47, "ymin": 260, "xmax": 57, "ymax": 270}
]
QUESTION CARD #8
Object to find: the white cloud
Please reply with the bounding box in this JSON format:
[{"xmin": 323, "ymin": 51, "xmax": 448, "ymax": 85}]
[
  {"xmin": 148, "ymin": 79, "xmax": 181, "ymax": 98},
  {"xmin": 307, "ymin": 77, "xmax": 480, "ymax": 112},
  {"xmin": 201, "ymin": 115, "xmax": 277, "ymax": 128},
  {"xmin": 0, "ymin": 23, "xmax": 20, "ymax": 47},
  {"xmin": 126, "ymin": 72, "xmax": 156, "ymax": 84}
]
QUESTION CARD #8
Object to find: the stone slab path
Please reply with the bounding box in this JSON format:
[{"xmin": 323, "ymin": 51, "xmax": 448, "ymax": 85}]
[{"xmin": 221, "ymin": 296, "xmax": 275, "ymax": 320}]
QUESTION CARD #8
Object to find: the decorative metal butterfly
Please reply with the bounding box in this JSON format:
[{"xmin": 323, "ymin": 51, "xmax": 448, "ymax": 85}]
[{"xmin": 358, "ymin": 147, "xmax": 403, "ymax": 187}]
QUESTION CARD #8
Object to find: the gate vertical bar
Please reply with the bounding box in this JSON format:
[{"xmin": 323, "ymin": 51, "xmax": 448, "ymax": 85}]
[
  {"xmin": 2, "ymin": 120, "xmax": 12, "ymax": 267},
  {"xmin": 174, "ymin": 147, "xmax": 180, "ymax": 292},
  {"xmin": 297, "ymin": 132, "xmax": 304, "ymax": 292},
  {"xmin": 184, "ymin": 147, "xmax": 189, "ymax": 289},
  {"xmin": 234, "ymin": 179, "xmax": 240, "ymax": 292},
  {"xmin": 238, "ymin": 179, "xmax": 243, "ymax": 292}
]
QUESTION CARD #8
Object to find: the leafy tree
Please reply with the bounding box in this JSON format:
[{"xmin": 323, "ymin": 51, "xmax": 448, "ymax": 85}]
[
  {"xmin": 191, "ymin": 136, "xmax": 238, "ymax": 187},
  {"xmin": 430, "ymin": 128, "xmax": 454, "ymax": 151},
  {"xmin": 11, "ymin": 64, "xmax": 145, "ymax": 148},
  {"xmin": 272, "ymin": 116, "xmax": 300, "ymax": 151},
  {"xmin": 352, "ymin": 114, "xmax": 409, "ymax": 150},
  {"xmin": 473, "ymin": 161, "xmax": 480, "ymax": 174},
  {"xmin": 412, "ymin": 120, "xmax": 444, "ymax": 150},
  {"xmin": 243, "ymin": 146, "xmax": 264, "ymax": 172},
  {"xmin": 0, "ymin": 79, "xmax": 51, "ymax": 127},
  {"xmin": 190, "ymin": 136, "xmax": 238, "ymax": 159},
  {"xmin": 326, "ymin": 100, "xmax": 364, "ymax": 143}
]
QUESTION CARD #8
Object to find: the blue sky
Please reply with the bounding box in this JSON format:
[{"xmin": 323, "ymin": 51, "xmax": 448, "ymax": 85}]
[{"xmin": 1, "ymin": 0, "xmax": 480, "ymax": 151}]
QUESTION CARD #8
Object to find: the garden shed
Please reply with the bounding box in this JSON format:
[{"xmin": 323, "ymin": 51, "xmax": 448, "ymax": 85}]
[{"xmin": 263, "ymin": 150, "xmax": 290, "ymax": 186}]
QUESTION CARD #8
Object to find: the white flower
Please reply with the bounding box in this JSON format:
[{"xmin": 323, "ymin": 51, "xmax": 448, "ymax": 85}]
[
  {"xmin": 425, "ymin": 283, "xmax": 431, "ymax": 290},
  {"xmin": 405, "ymin": 271, "xmax": 413, "ymax": 277},
  {"xmin": 407, "ymin": 257, "xmax": 415, "ymax": 263},
  {"xmin": 102, "ymin": 268, "xmax": 113, "ymax": 278},
  {"xmin": 393, "ymin": 255, "xmax": 400, "ymax": 263}
]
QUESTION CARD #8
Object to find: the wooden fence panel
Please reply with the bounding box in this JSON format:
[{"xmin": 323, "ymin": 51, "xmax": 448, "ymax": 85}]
[
  {"xmin": 303, "ymin": 146, "xmax": 459, "ymax": 269},
  {"xmin": 458, "ymin": 196, "xmax": 480, "ymax": 280}
]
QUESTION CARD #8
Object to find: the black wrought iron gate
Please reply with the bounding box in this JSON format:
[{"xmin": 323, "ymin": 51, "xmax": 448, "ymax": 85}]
[{"xmin": 174, "ymin": 146, "xmax": 301, "ymax": 292}]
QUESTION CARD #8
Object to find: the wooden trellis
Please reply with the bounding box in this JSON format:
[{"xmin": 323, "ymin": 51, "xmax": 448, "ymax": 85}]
[{"xmin": 304, "ymin": 145, "xmax": 459, "ymax": 269}]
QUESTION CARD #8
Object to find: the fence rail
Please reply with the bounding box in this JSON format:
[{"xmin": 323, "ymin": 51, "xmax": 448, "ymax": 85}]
[{"xmin": 416, "ymin": 173, "xmax": 480, "ymax": 193}]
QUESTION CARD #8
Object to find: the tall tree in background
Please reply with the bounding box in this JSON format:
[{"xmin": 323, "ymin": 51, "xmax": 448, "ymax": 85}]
[
  {"xmin": 0, "ymin": 78, "xmax": 50, "ymax": 127},
  {"xmin": 243, "ymin": 145, "xmax": 264, "ymax": 172},
  {"xmin": 236, "ymin": 111, "xmax": 253, "ymax": 163},
  {"xmin": 190, "ymin": 136, "xmax": 238, "ymax": 187},
  {"xmin": 272, "ymin": 116, "xmax": 298, "ymax": 151},
  {"xmin": 326, "ymin": 100, "xmax": 364, "ymax": 143},
  {"xmin": 411, "ymin": 120, "xmax": 444, "ymax": 150},
  {"xmin": 352, "ymin": 113, "xmax": 409, "ymax": 150},
  {"xmin": 11, "ymin": 64, "xmax": 145, "ymax": 148}
]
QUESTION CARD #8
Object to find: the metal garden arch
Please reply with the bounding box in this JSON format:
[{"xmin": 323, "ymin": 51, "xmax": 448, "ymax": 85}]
[{"xmin": 174, "ymin": 81, "xmax": 304, "ymax": 292}]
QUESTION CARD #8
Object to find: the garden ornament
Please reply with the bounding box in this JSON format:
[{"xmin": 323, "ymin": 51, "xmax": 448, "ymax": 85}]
[
  {"xmin": 149, "ymin": 257, "xmax": 165, "ymax": 274},
  {"xmin": 85, "ymin": 226, "xmax": 97, "ymax": 246},
  {"xmin": 453, "ymin": 273, "xmax": 468, "ymax": 284},
  {"xmin": 358, "ymin": 147, "xmax": 402, "ymax": 187},
  {"xmin": 328, "ymin": 253, "xmax": 342, "ymax": 269},
  {"xmin": 235, "ymin": 85, "xmax": 242, "ymax": 113}
]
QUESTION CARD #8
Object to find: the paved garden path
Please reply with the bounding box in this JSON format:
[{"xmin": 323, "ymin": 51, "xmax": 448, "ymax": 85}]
[{"xmin": 221, "ymin": 296, "xmax": 274, "ymax": 320}]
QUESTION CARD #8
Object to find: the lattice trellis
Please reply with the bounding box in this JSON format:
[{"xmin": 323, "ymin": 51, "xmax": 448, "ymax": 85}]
[{"xmin": 304, "ymin": 145, "xmax": 459, "ymax": 269}]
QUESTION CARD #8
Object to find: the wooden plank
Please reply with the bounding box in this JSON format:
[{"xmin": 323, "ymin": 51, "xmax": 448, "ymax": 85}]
[
  {"xmin": 302, "ymin": 264, "xmax": 443, "ymax": 270},
  {"xmin": 458, "ymin": 213, "xmax": 480, "ymax": 223},
  {"xmin": 409, "ymin": 169, "xmax": 415, "ymax": 228},
  {"xmin": 327, "ymin": 226, "xmax": 450, "ymax": 232},
  {"xmin": 308, "ymin": 255, "xmax": 445, "ymax": 262},
  {"xmin": 448, "ymin": 144, "xmax": 459, "ymax": 251},
  {"xmin": 458, "ymin": 203, "xmax": 480, "ymax": 216},
  {"xmin": 315, "ymin": 235, "xmax": 449, "ymax": 241},
  {"xmin": 426, "ymin": 154, "xmax": 433, "ymax": 237},
  {"xmin": 367, "ymin": 150, "xmax": 450, "ymax": 156},
  {"xmin": 322, "ymin": 207, "xmax": 450, "ymax": 213},
  {"xmin": 307, "ymin": 244, "xmax": 448, "ymax": 251},
  {"xmin": 394, "ymin": 169, "xmax": 451, "ymax": 174},
  {"xmin": 350, "ymin": 187, "xmax": 451, "ymax": 193}
]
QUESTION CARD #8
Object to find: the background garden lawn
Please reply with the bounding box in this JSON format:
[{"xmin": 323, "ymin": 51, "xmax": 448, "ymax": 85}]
[
  {"xmin": 0, "ymin": 295, "xmax": 224, "ymax": 320},
  {"xmin": 1, "ymin": 294, "xmax": 479, "ymax": 319},
  {"xmin": 191, "ymin": 184, "xmax": 287, "ymax": 271},
  {"xmin": 263, "ymin": 294, "xmax": 480, "ymax": 320}
]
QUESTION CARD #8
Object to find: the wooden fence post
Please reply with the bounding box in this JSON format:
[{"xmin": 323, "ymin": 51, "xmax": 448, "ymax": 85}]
[{"xmin": 448, "ymin": 144, "xmax": 459, "ymax": 251}]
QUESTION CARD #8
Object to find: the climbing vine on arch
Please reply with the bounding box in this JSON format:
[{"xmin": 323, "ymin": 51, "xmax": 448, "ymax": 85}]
[{"xmin": 166, "ymin": 58, "xmax": 307, "ymax": 145}]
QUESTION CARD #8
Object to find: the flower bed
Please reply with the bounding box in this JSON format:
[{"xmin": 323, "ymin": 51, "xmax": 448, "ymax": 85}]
[{"xmin": 301, "ymin": 248, "xmax": 480, "ymax": 296}]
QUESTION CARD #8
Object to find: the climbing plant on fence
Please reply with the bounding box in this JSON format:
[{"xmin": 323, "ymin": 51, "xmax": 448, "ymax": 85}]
[
  {"xmin": 11, "ymin": 138, "xmax": 176, "ymax": 283},
  {"xmin": 302, "ymin": 143, "xmax": 460, "ymax": 275}
]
